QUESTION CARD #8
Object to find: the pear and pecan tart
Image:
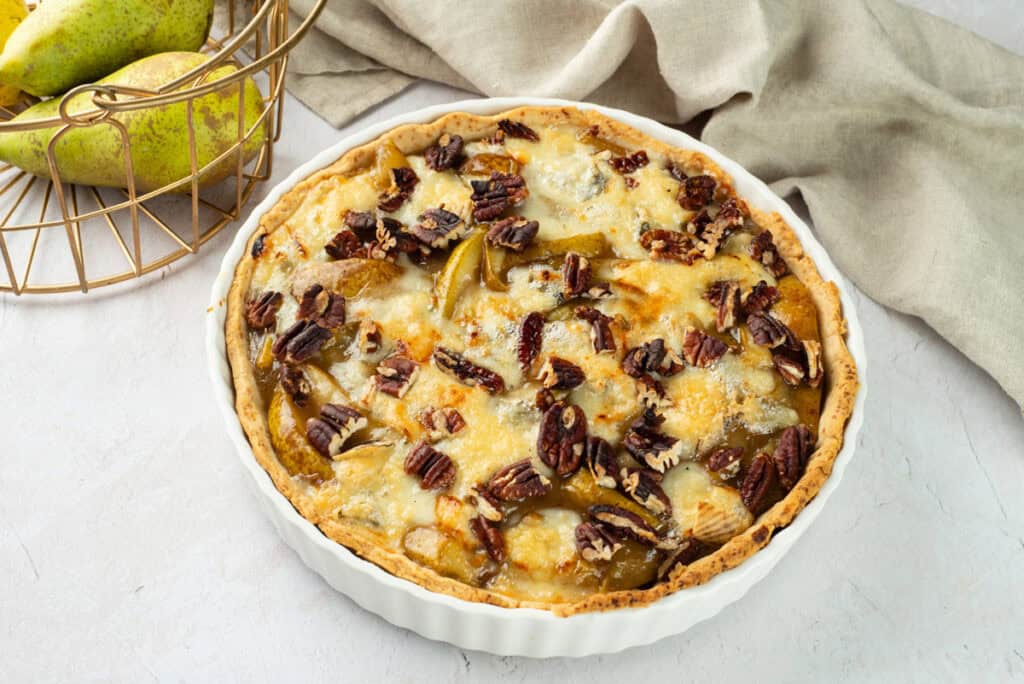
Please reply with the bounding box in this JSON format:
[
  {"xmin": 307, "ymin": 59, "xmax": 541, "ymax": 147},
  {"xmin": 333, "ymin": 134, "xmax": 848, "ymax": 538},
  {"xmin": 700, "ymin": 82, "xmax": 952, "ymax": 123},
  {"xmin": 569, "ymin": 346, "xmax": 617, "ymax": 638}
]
[{"xmin": 225, "ymin": 106, "xmax": 857, "ymax": 615}]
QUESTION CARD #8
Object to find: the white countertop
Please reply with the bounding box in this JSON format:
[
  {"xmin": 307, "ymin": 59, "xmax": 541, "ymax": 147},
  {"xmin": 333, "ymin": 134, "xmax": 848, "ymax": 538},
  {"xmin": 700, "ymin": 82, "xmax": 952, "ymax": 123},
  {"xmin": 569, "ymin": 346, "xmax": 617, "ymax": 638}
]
[{"xmin": 3, "ymin": 2, "xmax": 1023, "ymax": 681}]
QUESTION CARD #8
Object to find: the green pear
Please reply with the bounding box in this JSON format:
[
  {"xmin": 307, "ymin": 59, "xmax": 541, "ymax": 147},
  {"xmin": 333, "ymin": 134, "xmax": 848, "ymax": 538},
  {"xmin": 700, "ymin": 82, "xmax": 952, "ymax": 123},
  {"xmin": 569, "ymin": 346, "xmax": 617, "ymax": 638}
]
[
  {"xmin": 0, "ymin": 0, "xmax": 213, "ymax": 97},
  {"xmin": 0, "ymin": 52, "xmax": 266, "ymax": 192}
]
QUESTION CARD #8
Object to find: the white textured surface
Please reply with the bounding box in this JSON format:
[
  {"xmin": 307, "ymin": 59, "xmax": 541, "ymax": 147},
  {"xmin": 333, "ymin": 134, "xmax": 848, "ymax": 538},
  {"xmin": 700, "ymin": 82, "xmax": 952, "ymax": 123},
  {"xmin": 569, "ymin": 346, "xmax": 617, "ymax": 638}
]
[{"xmin": 2, "ymin": 2, "xmax": 1023, "ymax": 680}]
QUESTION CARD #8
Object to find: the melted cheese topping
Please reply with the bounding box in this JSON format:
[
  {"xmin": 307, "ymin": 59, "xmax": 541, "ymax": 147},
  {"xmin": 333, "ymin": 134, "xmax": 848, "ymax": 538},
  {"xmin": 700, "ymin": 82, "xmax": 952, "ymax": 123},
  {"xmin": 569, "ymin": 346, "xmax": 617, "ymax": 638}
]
[{"xmin": 246, "ymin": 122, "xmax": 820, "ymax": 603}]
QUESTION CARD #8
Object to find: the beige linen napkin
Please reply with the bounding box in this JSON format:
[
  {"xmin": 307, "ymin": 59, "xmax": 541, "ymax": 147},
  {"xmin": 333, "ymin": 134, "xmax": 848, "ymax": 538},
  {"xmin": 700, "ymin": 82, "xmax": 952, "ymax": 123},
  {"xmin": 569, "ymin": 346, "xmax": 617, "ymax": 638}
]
[{"xmin": 281, "ymin": 0, "xmax": 1024, "ymax": 408}]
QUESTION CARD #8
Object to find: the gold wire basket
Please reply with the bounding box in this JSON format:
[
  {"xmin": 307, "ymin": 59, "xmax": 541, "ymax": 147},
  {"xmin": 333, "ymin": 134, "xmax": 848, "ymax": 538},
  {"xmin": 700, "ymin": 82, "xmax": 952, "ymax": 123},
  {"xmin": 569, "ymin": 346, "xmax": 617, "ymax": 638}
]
[{"xmin": 0, "ymin": 0, "xmax": 325, "ymax": 295}]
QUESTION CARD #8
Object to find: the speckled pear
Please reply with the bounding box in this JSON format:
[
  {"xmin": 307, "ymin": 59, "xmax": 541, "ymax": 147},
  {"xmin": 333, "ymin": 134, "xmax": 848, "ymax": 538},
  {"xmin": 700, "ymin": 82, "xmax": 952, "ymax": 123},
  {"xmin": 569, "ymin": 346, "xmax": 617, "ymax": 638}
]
[
  {"xmin": 0, "ymin": 52, "xmax": 266, "ymax": 192},
  {"xmin": 0, "ymin": 0, "xmax": 27, "ymax": 106},
  {"xmin": 0, "ymin": 0, "xmax": 213, "ymax": 97}
]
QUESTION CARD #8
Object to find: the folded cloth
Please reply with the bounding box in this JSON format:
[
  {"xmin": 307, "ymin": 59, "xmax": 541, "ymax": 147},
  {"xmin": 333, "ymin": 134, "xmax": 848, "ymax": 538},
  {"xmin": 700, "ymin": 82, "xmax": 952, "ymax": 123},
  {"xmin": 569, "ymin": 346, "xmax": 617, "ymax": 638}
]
[{"xmin": 281, "ymin": 0, "xmax": 1024, "ymax": 408}]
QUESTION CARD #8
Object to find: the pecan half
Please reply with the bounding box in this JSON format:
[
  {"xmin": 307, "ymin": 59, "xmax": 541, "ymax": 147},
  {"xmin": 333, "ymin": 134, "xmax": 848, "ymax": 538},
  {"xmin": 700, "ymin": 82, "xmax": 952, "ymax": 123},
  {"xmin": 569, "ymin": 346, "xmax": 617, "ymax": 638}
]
[
  {"xmin": 772, "ymin": 349, "xmax": 806, "ymax": 386},
  {"xmin": 635, "ymin": 374, "xmax": 668, "ymax": 408},
  {"xmin": 750, "ymin": 230, "xmax": 788, "ymax": 278},
  {"xmin": 486, "ymin": 216, "xmax": 539, "ymax": 252},
  {"xmin": 517, "ymin": 312, "xmax": 544, "ymax": 370},
  {"xmin": 677, "ymin": 174, "xmax": 716, "ymax": 210},
  {"xmin": 639, "ymin": 228, "xmax": 700, "ymax": 264},
  {"xmin": 588, "ymin": 504, "xmax": 660, "ymax": 546},
  {"xmin": 538, "ymin": 356, "xmax": 586, "ymax": 390},
  {"xmin": 280, "ymin": 364, "xmax": 311, "ymax": 407},
  {"xmin": 471, "ymin": 485, "xmax": 505, "ymax": 522},
  {"xmin": 409, "ymin": 208, "xmax": 466, "ymax": 249},
  {"xmin": 747, "ymin": 313, "xmax": 798, "ymax": 350},
  {"xmin": 623, "ymin": 411, "xmax": 683, "ymax": 473},
  {"xmin": 740, "ymin": 452, "xmax": 775, "ymax": 513},
  {"xmin": 705, "ymin": 280, "xmax": 741, "ymax": 332},
  {"xmin": 325, "ymin": 229, "xmax": 365, "ymax": 260},
  {"xmin": 424, "ymin": 133, "xmax": 464, "ymax": 171},
  {"xmin": 272, "ymin": 320, "xmax": 332, "ymax": 364},
  {"xmin": 535, "ymin": 388, "xmax": 556, "ymax": 412},
  {"xmin": 803, "ymin": 340, "xmax": 823, "ymax": 388},
  {"xmin": 682, "ymin": 327, "xmax": 727, "ymax": 368},
  {"xmin": 575, "ymin": 520, "xmax": 623, "ymax": 562},
  {"xmin": 470, "ymin": 515, "xmax": 505, "ymax": 562},
  {"xmin": 433, "ymin": 347, "xmax": 506, "ymax": 394},
  {"xmin": 622, "ymin": 339, "xmax": 667, "ymax": 378},
  {"xmin": 470, "ymin": 173, "xmax": 528, "ymax": 222},
  {"xmin": 369, "ymin": 217, "xmax": 423, "ymax": 263},
  {"xmin": 715, "ymin": 198, "xmax": 745, "ymax": 229},
  {"xmin": 404, "ymin": 441, "xmax": 456, "ymax": 490},
  {"xmin": 251, "ymin": 233, "xmax": 268, "ymax": 258},
  {"xmin": 773, "ymin": 424, "xmax": 815, "ymax": 490},
  {"xmin": 561, "ymin": 252, "xmax": 592, "ymax": 299},
  {"xmin": 374, "ymin": 346, "xmax": 419, "ymax": 397},
  {"xmin": 486, "ymin": 459, "xmax": 552, "ymax": 501},
  {"xmin": 358, "ymin": 320, "xmax": 383, "ymax": 355},
  {"xmin": 537, "ymin": 401, "xmax": 587, "ymax": 476},
  {"xmin": 608, "ymin": 150, "xmax": 649, "ymax": 175},
  {"xmin": 418, "ymin": 406, "xmax": 466, "ymax": 440},
  {"xmin": 245, "ymin": 290, "xmax": 283, "ymax": 330},
  {"xmin": 575, "ymin": 306, "xmax": 616, "ymax": 353},
  {"xmin": 742, "ymin": 280, "xmax": 780, "ymax": 316},
  {"xmin": 306, "ymin": 404, "xmax": 367, "ymax": 459},
  {"xmin": 706, "ymin": 446, "xmax": 744, "ymax": 479},
  {"xmin": 657, "ymin": 536, "xmax": 706, "ymax": 580},
  {"xmin": 296, "ymin": 284, "xmax": 346, "ymax": 329},
  {"xmin": 497, "ymin": 118, "xmax": 539, "ymax": 142},
  {"xmin": 377, "ymin": 166, "xmax": 419, "ymax": 212},
  {"xmin": 585, "ymin": 436, "xmax": 619, "ymax": 488},
  {"xmin": 344, "ymin": 210, "xmax": 378, "ymax": 241},
  {"xmin": 620, "ymin": 468, "xmax": 672, "ymax": 516}
]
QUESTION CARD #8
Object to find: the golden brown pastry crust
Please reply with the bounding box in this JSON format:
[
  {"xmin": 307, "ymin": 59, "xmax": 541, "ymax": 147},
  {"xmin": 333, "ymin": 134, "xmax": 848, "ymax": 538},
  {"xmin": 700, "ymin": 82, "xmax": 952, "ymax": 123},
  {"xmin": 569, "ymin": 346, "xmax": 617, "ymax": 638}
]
[{"xmin": 225, "ymin": 106, "xmax": 859, "ymax": 616}]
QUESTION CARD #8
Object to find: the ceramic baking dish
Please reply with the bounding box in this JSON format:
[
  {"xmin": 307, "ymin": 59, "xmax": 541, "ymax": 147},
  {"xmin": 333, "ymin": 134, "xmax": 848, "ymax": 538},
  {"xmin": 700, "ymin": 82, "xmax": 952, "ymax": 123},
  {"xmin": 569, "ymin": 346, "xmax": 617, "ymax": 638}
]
[{"xmin": 205, "ymin": 97, "xmax": 867, "ymax": 657}]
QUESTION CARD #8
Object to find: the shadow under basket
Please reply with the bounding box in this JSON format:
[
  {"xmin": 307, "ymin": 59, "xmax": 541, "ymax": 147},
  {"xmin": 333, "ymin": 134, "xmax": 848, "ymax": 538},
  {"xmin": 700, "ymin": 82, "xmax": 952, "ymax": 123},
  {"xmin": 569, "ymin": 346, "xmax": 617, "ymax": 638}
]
[{"xmin": 0, "ymin": 0, "xmax": 325, "ymax": 295}]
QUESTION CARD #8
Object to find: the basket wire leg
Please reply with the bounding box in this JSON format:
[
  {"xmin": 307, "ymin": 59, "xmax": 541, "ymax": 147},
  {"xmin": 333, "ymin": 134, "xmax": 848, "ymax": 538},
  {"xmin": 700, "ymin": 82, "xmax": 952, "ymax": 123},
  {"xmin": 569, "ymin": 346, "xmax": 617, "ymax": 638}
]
[
  {"xmin": 186, "ymin": 99, "xmax": 201, "ymax": 251},
  {"xmin": 46, "ymin": 126, "xmax": 89, "ymax": 292}
]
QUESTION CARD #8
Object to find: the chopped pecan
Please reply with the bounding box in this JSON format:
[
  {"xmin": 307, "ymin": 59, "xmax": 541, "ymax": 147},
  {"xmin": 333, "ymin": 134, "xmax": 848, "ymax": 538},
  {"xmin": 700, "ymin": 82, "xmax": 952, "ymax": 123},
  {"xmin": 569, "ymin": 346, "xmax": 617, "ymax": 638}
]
[
  {"xmin": 404, "ymin": 440, "xmax": 456, "ymax": 490},
  {"xmin": 535, "ymin": 388, "xmax": 556, "ymax": 412},
  {"xmin": 374, "ymin": 346, "xmax": 419, "ymax": 397},
  {"xmin": 639, "ymin": 228, "xmax": 700, "ymax": 264},
  {"xmin": 705, "ymin": 280, "xmax": 741, "ymax": 332},
  {"xmin": 623, "ymin": 411, "xmax": 683, "ymax": 473},
  {"xmin": 343, "ymin": 210, "xmax": 379, "ymax": 241},
  {"xmin": 575, "ymin": 520, "xmax": 623, "ymax": 562},
  {"xmin": 358, "ymin": 320, "xmax": 383, "ymax": 355},
  {"xmin": 740, "ymin": 452, "xmax": 775, "ymax": 513},
  {"xmin": 715, "ymin": 199, "xmax": 745, "ymax": 229},
  {"xmin": 803, "ymin": 340, "xmax": 823, "ymax": 388},
  {"xmin": 471, "ymin": 485, "xmax": 504, "ymax": 522},
  {"xmin": 622, "ymin": 339, "xmax": 667, "ymax": 378},
  {"xmin": 486, "ymin": 459, "xmax": 551, "ymax": 501},
  {"xmin": 469, "ymin": 515, "xmax": 505, "ymax": 562},
  {"xmin": 588, "ymin": 504, "xmax": 660, "ymax": 546},
  {"xmin": 620, "ymin": 467, "xmax": 672, "ymax": 516},
  {"xmin": 750, "ymin": 230, "xmax": 788, "ymax": 278},
  {"xmin": 574, "ymin": 306, "xmax": 616, "ymax": 353},
  {"xmin": 585, "ymin": 436, "xmax": 619, "ymax": 488},
  {"xmin": 245, "ymin": 290, "xmax": 283, "ymax": 330},
  {"xmin": 486, "ymin": 216, "xmax": 539, "ymax": 252},
  {"xmin": 418, "ymin": 406, "xmax": 466, "ymax": 440},
  {"xmin": 538, "ymin": 356, "xmax": 585, "ymax": 390},
  {"xmin": 657, "ymin": 536, "xmax": 706, "ymax": 580},
  {"xmin": 324, "ymin": 229, "xmax": 365, "ymax": 260},
  {"xmin": 747, "ymin": 313, "xmax": 798, "ymax": 350},
  {"xmin": 608, "ymin": 150, "xmax": 649, "ymax": 175},
  {"xmin": 537, "ymin": 401, "xmax": 587, "ymax": 476},
  {"xmin": 296, "ymin": 284, "xmax": 346, "ymax": 329},
  {"xmin": 251, "ymin": 233, "xmax": 268, "ymax": 258},
  {"xmin": 370, "ymin": 217, "xmax": 423, "ymax": 262},
  {"xmin": 772, "ymin": 349, "xmax": 807, "ymax": 386},
  {"xmin": 497, "ymin": 119, "xmax": 540, "ymax": 142},
  {"xmin": 685, "ymin": 208, "xmax": 713, "ymax": 236},
  {"xmin": 424, "ymin": 133, "xmax": 464, "ymax": 171},
  {"xmin": 773, "ymin": 424, "xmax": 815, "ymax": 490},
  {"xmin": 272, "ymin": 320, "xmax": 332, "ymax": 364},
  {"xmin": 682, "ymin": 327, "xmax": 728, "ymax": 368},
  {"xmin": 377, "ymin": 166, "xmax": 419, "ymax": 212},
  {"xmin": 677, "ymin": 174, "xmax": 716, "ymax": 210},
  {"xmin": 706, "ymin": 446, "xmax": 744, "ymax": 479},
  {"xmin": 280, "ymin": 364, "xmax": 311, "ymax": 407},
  {"xmin": 306, "ymin": 404, "xmax": 367, "ymax": 459},
  {"xmin": 624, "ymin": 176, "xmax": 638, "ymax": 190},
  {"xmin": 635, "ymin": 374, "xmax": 668, "ymax": 408},
  {"xmin": 666, "ymin": 162, "xmax": 687, "ymax": 182},
  {"xmin": 561, "ymin": 252, "xmax": 592, "ymax": 299},
  {"xmin": 433, "ymin": 347, "xmax": 506, "ymax": 394},
  {"xmin": 742, "ymin": 280, "xmax": 780, "ymax": 316},
  {"xmin": 409, "ymin": 208, "xmax": 466, "ymax": 249},
  {"xmin": 517, "ymin": 312, "xmax": 544, "ymax": 370},
  {"xmin": 470, "ymin": 173, "xmax": 528, "ymax": 222}
]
